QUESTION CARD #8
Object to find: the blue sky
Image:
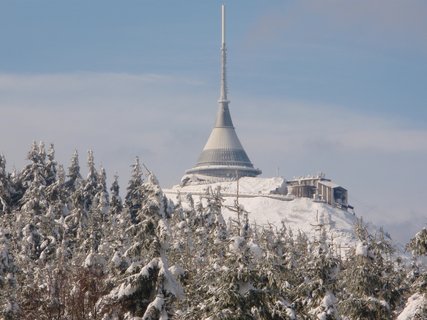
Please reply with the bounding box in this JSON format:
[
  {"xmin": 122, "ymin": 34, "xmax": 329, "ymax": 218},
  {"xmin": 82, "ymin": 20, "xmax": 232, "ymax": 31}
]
[{"xmin": 1, "ymin": 0, "xmax": 426, "ymax": 243}]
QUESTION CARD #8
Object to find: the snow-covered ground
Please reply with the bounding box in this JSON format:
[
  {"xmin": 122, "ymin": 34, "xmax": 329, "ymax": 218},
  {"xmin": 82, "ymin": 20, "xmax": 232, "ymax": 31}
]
[
  {"xmin": 164, "ymin": 177, "xmax": 382, "ymax": 254},
  {"xmin": 397, "ymin": 293, "xmax": 426, "ymax": 320},
  {"xmin": 173, "ymin": 176, "xmax": 288, "ymax": 196}
]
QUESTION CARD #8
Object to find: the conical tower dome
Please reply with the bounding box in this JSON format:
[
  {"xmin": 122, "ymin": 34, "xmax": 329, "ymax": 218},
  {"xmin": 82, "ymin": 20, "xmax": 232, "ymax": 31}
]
[{"xmin": 184, "ymin": 5, "xmax": 261, "ymax": 182}]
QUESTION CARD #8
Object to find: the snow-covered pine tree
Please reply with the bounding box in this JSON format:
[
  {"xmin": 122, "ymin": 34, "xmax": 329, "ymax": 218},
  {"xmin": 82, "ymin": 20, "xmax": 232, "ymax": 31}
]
[
  {"xmin": 0, "ymin": 155, "xmax": 13, "ymax": 213},
  {"xmin": 82, "ymin": 150, "xmax": 98, "ymax": 212},
  {"xmin": 65, "ymin": 149, "xmax": 83, "ymax": 192},
  {"xmin": 0, "ymin": 223, "xmax": 19, "ymax": 320},
  {"xmin": 406, "ymin": 226, "xmax": 427, "ymax": 293},
  {"xmin": 82, "ymin": 166, "xmax": 110, "ymax": 276},
  {"xmin": 181, "ymin": 197, "xmax": 293, "ymax": 320},
  {"xmin": 97, "ymin": 173, "xmax": 182, "ymax": 319},
  {"xmin": 18, "ymin": 141, "xmax": 47, "ymax": 191},
  {"xmin": 26, "ymin": 141, "xmax": 41, "ymax": 165},
  {"xmin": 257, "ymin": 223, "xmax": 300, "ymax": 319},
  {"xmin": 17, "ymin": 142, "xmax": 48, "ymax": 213},
  {"xmin": 338, "ymin": 219, "xmax": 399, "ymax": 319},
  {"xmin": 45, "ymin": 143, "xmax": 57, "ymax": 186},
  {"xmin": 407, "ymin": 227, "xmax": 427, "ymax": 257},
  {"xmin": 15, "ymin": 145, "xmax": 50, "ymax": 265},
  {"xmin": 93, "ymin": 166, "xmax": 109, "ymax": 221},
  {"xmin": 206, "ymin": 186, "xmax": 228, "ymax": 243},
  {"xmin": 182, "ymin": 187, "xmax": 227, "ymax": 268},
  {"xmin": 68, "ymin": 150, "xmax": 100, "ymax": 258},
  {"xmin": 125, "ymin": 157, "xmax": 144, "ymax": 224},
  {"xmin": 108, "ymin": 174, "xmax": 131, "ymax": 269},
  {"xmin": 19, "ymin": 167, "xmax": 47, "ymax": 218},
  {"xmin": 38, "ymin": 141, "xmax": 46, "ymax": 163},
  {"xmin": 397, "ymin": 226, "xmax": 427, "ymax": 319},
  {"xmin": 45, "ymin": 164, "xmax": 69, "ymax": 221},
  {"xmin": 110, "ymin": 174, "xmax": 123, "ymax": 215},
  {"xmin": 36, "ymin": 198, "xmax": 65, "ymax": 266},
  {"xmin": 63, "ymin": 178, "xmax": 88, "ymax": 261},
  {"xmin": 296, "ymin": 225, "xmax": 341, "ymax": 320},
  {"xmin": 168, "ymin": 192, "xmax": 191, "ymax": 269},
  {"xmin": 171, "ymin": 188, "xmax": 227, "ymax": 317}
]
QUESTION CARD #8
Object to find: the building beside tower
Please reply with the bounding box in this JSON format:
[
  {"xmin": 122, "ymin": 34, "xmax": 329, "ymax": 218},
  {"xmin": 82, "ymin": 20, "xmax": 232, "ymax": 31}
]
[{"xmin": 182, "ymin": 5, "xmax": 261, "ymax": 185}]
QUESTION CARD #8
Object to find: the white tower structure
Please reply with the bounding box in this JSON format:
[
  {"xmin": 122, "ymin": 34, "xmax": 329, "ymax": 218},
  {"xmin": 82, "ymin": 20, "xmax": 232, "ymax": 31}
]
[{"xmin": 183, "ymin": 5, "xmax": 262, "ymax": 183}]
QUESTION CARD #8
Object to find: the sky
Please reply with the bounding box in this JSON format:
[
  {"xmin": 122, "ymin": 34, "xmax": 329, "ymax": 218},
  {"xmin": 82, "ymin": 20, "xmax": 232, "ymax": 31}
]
[{"xmin": 0, "ymin": 0, "xmax": 426, "ymax": 243}]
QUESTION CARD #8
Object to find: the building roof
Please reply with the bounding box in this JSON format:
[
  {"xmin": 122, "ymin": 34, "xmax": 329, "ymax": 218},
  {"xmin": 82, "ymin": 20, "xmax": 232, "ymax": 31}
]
[{"xmin": 318, "ymin": 180, "xmax": 346, "ymax": 190}]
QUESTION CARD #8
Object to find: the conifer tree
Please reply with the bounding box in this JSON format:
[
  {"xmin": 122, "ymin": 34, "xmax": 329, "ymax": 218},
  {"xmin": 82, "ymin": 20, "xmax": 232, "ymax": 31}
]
[
  {"xmin": 45, "ymin": 164, "xmax": 69, "ymax": 220},
  {"xmin": 97, "ymin": 175, "xmax": 182, "ymax": 319},
  {"xmin": 297, "ymin": 226, "xmax": 341, "ymax": 320},
  {"xmin": 110, "ymin": 174, "xmax": 123, "ymax": 215},
  {"xmin": 45, "ymin": 143, "xmax": 57, "ymax": 186},
  {"xmin": 19, "ymin": 166, "xmax": 47, "ymax": 217},
  {"xmin": 95, "ymin": 166, "xmax": 109, "ymax": 217},
  {"xmin": 17, "ymin": 142, "xmax": 47, "ymax": 202},
  {"xmin": 65, "ymin": 149, "xmax": 82, "ymax": 192},
  {"xmin": 181, "ymin": 198, "xmax": 294, "ymax": 320},
  {"xmin": 407, "ymin": 227, "xmax": 427, "ymax": 257},
  {"xmin": 0, "ymin": 224, "xmax": 19, "ymax": 320},
  {"xmin": 338, "ymin": 220, "xmax": 399, "ymax": 319},
  {"xmin": 0, "ymin": 155, "xmax": 13, "ymax": 213},
  {"xmin": 84, "ymin": 167, "xmax": 111, "ymax": 266},
  {"xmin": 125, "ymin": 157, "xmax": 144, "ymax": 224},
  {"xmin": 398, "ymin": 226, "xmax": 427, "ymax": 319},
  {"xmin": 83, "ymin": 150, "xmax": 98, "ymax": 212}
]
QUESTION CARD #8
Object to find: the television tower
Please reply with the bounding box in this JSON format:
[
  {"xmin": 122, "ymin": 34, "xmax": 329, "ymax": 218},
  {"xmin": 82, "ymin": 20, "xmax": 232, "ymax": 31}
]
[{"xmin": 184, "ymin": 4, "xmax": 262, "ymax": 182}]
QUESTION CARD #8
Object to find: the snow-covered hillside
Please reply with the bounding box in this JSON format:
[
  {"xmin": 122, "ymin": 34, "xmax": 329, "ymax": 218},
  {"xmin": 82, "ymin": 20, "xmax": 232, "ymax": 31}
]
[{"xmin": 165, "ymin": 177, "xmax": 384, "ymax": 254}]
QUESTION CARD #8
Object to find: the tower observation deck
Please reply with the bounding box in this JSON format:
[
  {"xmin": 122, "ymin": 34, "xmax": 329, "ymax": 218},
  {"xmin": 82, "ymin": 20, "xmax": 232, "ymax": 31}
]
[{"xmin": 183, "ymin": 5, "xmax": 261, "ymax": 183}]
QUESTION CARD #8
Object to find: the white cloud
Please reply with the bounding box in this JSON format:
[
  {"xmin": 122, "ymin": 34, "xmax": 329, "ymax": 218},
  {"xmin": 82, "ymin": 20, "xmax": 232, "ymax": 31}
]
[
  {"xmin": 244, "ymin": 0, "xmax": 427, "ymax": 53},
  {"xmin": 0, "ymin": 72, "xmax": 203, "ymax": 90},
  {"xmin": 235, "ymin": 98, "xmax": 427, "ymax": 154},
  {"xmin": 0, "ymin": 72, "xmax": 212, "ymax": 188}
]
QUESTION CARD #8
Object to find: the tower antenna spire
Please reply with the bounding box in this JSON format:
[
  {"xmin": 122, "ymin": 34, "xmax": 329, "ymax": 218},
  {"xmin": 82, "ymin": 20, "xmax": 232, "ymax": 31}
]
[{"xmin": 220, "ymin": 4, "xmax": 228, "ymax": 102}]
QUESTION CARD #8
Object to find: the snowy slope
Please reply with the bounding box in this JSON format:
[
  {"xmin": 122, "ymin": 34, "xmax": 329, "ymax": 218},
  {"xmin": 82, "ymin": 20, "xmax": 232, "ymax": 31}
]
[
  {"xmin": 174, "ymin": 176, "xmax": 287, "ymax": 196},
  {"xmin": 164, "ymin": 177, "xmax": 379, "ymax": 254},
  {"xmin": 397, "ymin": 293, "xmax": 426, "ymax": 320}
]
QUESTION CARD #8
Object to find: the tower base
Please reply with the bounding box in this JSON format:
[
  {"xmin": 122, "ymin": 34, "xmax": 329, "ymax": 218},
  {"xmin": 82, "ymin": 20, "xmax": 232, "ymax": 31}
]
[{"xmin": 182, "ymin": 165, "xmax": 262, "ymax": 186}]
